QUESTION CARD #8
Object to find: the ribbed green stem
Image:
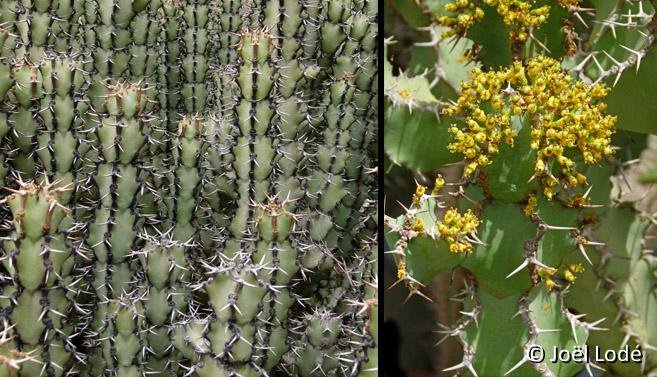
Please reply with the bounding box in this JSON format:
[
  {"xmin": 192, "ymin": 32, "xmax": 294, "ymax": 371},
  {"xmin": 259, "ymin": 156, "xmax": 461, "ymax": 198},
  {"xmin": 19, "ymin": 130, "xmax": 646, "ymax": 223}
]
[
  {"xmin": 141, "ymin": 115, "xmax": 209, "ymax": 375},
  {"xmin": 84, "ymin": 82, "xmax": 150, "ymax": 377},
  {"xmin": 0, "ymin": 182, "xmax": 75, "ymax": 376},
  {"xmin": 358, "ymin": 245, "xmax": 378, "ymax": 376}
]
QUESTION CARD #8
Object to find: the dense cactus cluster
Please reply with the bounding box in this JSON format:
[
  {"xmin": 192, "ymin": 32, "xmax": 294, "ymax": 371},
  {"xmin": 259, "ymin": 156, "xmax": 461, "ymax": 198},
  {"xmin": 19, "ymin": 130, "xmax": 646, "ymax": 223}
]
[
  {"xmin": 385, "ymin": 0, "xmax": 657, "ymax": 376},
  {"xmin": 0, "ymin": 1, "xmax": 378, "ymax": 376}
]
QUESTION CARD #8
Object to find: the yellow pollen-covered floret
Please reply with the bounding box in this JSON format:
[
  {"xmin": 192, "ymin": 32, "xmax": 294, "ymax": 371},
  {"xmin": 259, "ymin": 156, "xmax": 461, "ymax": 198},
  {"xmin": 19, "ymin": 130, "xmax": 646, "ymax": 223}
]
[
  {"xmin": 537, "ymin": 266, "xmax": 558, "ymax": 290},
  {"xmin": 432, "ymin": 175, "xmax": 446, "ymax": 196},
  {"xmin": 442, "ymin": 55, "xmax": 616, "ymax": 199},
  {"xmin": 398, "ymin": 88, "xmax": 412, "ymax": 100},
  {"xmin": 537, "ymin": 266, "xmax": 557, "ymax": 279},
  {"xmin": 397, "ymin": 261, "xmax": 407, "ymax": 280},
  {"xmin": 563, "ymin": 263, "xmax": 585, "ymax": 283},
  {"xmin": 437, "ymin": 208, "xmax": 480, "ymax": 253},
  {"xmin": 412, "ymin": 185, "xmax": 426, "ymax": 206},
  {"xmin": 564, "ymin": 193, "xmax": 590, "ymax": 208},
  {"xmin": 412, "ymin": 218, "xmax": 425, "ymax": 233},
  {"xmin": 524, "ymin": 193, "xmax": 537, "ymax": 216}
]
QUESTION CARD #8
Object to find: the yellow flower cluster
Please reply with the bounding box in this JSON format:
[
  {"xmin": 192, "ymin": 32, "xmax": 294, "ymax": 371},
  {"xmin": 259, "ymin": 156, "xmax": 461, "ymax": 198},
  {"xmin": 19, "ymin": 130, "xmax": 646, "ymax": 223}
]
[
  {"xmin": 437, "ymin": 0, "xmax": 485, "ymax": 37},
  {"xmin": 563, "ymin": 263, "xmax": 584, "ymax": 283},
  {"xmin": 437, "ymin": 0, "xmax": 580, "ymax": 40},
  {"xmin": 486, "ymin": 0, "xmax": 549, "ymax": 41},
  {"xmin": 537, "ymin": 263, "xmax": 584, "ymax": 290},
  {"xmin": 437, "ymin": 208, "xmax": 480, "ymax": 253},
  {"xmin": 443, "ymin": 55, "xmax": 616, "ymax": 199}
]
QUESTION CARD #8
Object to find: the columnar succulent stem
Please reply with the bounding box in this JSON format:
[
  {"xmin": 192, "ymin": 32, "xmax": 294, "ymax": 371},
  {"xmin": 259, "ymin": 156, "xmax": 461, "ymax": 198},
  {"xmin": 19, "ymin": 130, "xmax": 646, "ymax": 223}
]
[
  {"xmin": 0, "ymin": 180, "xmax": 76, "ymax": 376},
  {"xmin": 85, "ymin": 81, "xmax": 150, "ymax": 376}
]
